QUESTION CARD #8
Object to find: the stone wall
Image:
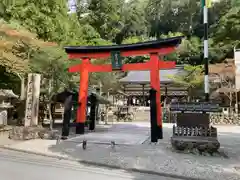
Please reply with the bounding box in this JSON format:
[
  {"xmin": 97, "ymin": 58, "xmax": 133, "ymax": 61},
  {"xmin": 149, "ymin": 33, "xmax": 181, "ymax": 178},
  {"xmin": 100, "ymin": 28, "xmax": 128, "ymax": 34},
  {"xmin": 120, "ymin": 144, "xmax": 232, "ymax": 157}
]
[
  {"xmin": 210, "ymin": 113, "xmax": 240, "ymax": 125},
  {"xmin": 9, "ymin": 126, "xmax": 59, "ymax": 140}
]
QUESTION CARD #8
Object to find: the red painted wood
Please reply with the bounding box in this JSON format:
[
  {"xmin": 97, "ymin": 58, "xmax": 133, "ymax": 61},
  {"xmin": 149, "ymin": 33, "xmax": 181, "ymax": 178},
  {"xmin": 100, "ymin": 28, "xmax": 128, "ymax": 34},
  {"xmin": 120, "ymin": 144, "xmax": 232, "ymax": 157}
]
[
  {"xmin": 77, "ymin": 58, "xmax": 90, "ymax": 123},
  {"xmin": 68, "ymin": 47, "xmax": 175, "ymax": 59},
  {"xmin": 149, "ymin": 53, "xmax": 162, "ymax": 127},
  {"xmin": 158, "ymin": 61, "xmax": 175, "ymax": 69},
  {"xmin": 68, "ymin": 53, "xmax": 176, "ymax": 127},
  {"xmin": 88, "ymin": 64, "xmax": 112, "ymax": 72},
  {"xmin": 122, "ymin": 63, "xmax": 151, "ymax": 71},
  {"xmin": 69, "ymin": 64, "xmax": 81, "ymax": 73},
  {"xmin": 69, "ymin": 60, "xmax": 176, "ymax": 73}
]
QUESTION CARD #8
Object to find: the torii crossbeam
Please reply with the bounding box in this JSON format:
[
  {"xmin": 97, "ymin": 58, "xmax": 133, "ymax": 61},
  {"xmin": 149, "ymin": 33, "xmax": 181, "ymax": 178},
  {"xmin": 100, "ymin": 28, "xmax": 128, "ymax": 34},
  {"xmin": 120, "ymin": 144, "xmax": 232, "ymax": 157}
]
[{"xmin": 64, "ymin": 36, "xmax": 183, "ymax": 140}]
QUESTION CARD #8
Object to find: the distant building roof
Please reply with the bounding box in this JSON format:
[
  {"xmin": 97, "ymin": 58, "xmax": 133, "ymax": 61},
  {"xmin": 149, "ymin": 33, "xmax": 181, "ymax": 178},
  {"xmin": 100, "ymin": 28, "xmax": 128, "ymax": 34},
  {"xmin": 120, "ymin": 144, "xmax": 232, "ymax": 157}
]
[{"xmin": 119, "ymin": 66, "xmax": 185, "ymax": 84}]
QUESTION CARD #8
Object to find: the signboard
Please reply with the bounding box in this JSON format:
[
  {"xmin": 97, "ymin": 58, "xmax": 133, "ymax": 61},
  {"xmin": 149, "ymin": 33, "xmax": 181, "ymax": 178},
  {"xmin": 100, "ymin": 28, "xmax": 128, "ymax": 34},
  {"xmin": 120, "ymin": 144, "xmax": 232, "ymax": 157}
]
[
  {"xmin": 235, "ymin": 49, "xmax": 240, "ymax": 90},
  {"xmin": 169, "ymin": 102, "xmax": 221, "ymax": 113},
  {"xmin": 111, "ymin": 51, "xmax": 122, "ymax": 70},
  {"xmin": 24, "ymin": 73, "xmax": 41, "ymax": 127}
]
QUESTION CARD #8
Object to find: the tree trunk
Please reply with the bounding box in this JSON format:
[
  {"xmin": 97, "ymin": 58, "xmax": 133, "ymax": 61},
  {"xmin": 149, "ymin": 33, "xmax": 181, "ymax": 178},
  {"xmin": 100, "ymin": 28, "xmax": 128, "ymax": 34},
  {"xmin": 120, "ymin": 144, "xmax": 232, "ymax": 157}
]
[
  {"xmin": 20, "ymin": 78, "xmax": 25, "ymax": 100},
  {"xmin": 105, "ymin": 105, "xmax": 108, "ymax": 125},
  {"xmin": 48, "ymin": 79, "xmax": 53, "ymax": 130},
  {"xmin": 230, "ymin": 92, "xmax": 233, "ymax": 114},
  {"xmin": 48, "ymin": 103, "xmax": 53, "ymax": 130},
  {"xmin": 16, "ymin": 73, "xmax": 25, "ymax": 100}
]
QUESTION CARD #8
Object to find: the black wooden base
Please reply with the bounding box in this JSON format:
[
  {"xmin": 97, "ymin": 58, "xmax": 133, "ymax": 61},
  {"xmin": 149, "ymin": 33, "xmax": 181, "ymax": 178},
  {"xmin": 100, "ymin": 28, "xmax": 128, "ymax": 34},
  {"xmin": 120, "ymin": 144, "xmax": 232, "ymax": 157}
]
[
  {"xmin": 157, "ymin": 125, "xmax": 163, "ymax": 139},
  {"xmin": 151, "ymin": 124, "xmax": 158, "ymax": 143},
  {"xmin": 61, "ymin": 136, "xmax": 68, "ymax": 140},
  {"xmin": 76, "ymin": 123, "xmax": 85, "ymax": 134},
  {"xmin": 61, "ymin": 125, "xmax": 69, "ymax": 137}
]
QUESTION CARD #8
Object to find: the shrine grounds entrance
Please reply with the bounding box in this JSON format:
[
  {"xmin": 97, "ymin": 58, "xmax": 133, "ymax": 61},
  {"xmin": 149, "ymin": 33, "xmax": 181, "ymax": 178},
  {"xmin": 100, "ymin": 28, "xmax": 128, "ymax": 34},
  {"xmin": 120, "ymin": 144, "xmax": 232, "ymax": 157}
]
[{"xmin": 63, "ymin": 36, "xmax": 183, "ymax": 142}]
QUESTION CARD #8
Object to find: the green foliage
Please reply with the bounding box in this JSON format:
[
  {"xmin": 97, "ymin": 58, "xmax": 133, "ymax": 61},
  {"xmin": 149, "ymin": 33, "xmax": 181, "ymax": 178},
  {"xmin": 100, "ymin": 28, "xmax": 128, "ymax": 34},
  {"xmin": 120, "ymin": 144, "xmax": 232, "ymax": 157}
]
[
  {"xmin": 122, "ymin": 36, "xmax": 149, "ymax": 64},
  {"xmin": 169, "ymin": 65, "xmax": 204, "ymax": 99},
  {"xmin": 30, "ymin": 46, "xmax": 74, "ymax": 96},
  {"xmin": 4, "ymin": 0, "xmax": 69, "ymax": 42},
  {"xmin": 86, "ymin": 0, "xmax": 124, "ymax": 41},
  {"xmin": 213, "ymin": 7, "xmax": 240, "ymax": 52},
  {"xmin": 0, "ymin": 19, "xmax": 46, "ymax": 75},
  {"xmin": 114, "ymin": 0, "xmax": 148, "ymax": 44},
  {"xmin": 232, "ymin": 0, "xmax": 240, "ymax": 6}
]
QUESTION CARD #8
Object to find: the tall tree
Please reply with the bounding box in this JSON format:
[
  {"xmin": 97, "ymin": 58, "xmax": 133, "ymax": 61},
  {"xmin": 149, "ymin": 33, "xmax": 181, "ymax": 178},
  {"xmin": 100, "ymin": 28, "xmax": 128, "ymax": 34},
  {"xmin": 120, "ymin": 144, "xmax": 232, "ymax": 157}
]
[
  {"xmin": 170, "ymin": 65, "xmax": 204, "ymax": 100},
  {"xmin": 0, "ymin": 20, "xmax": 49, "ymax": 97},
  {"xmin": 4, "ymin": 0, "xmax": 70, "ymax": 42},
  {"xmin": 114, "ymin": 0, "xmax": 148, "ymax": 44},
  {"xmin": 86, "ymin": 0, "xmax": 124, "ymax": 41}
]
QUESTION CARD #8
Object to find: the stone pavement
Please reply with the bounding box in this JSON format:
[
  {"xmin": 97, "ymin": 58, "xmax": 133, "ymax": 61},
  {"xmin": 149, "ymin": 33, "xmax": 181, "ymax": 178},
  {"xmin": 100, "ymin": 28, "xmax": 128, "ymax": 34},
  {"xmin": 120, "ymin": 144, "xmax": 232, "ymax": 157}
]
[
  {"xmin": 0, "ymin": 131, "xmax": 19, "ymax": 146},
  {"xmin": 2, "ymin": 122, "xmax": 240, "ymax": 180},
  {"xmin": 67, "ymin": 122, "xmax": 150, "ymax": 145}
]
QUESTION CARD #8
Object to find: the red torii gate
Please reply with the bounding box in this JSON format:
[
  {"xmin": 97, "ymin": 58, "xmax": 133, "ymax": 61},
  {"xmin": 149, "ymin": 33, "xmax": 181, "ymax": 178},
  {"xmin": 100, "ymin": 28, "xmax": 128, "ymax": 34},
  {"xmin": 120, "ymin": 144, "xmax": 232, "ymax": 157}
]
[{"xmin": 64, "ymin": 36, "xmax": 183, "ymax": 139}]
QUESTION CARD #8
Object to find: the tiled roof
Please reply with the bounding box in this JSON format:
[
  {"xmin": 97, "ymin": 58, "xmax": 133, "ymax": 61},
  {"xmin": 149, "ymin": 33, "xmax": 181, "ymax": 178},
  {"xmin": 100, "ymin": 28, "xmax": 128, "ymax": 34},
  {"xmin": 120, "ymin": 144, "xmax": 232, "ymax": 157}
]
[
  {"xmin": 64, "ymin": 36, "xmax": 183, "ymax": 54},
  {"xmin": 119, "ymin": 66, "xmax": 185, "ymax": 84}
]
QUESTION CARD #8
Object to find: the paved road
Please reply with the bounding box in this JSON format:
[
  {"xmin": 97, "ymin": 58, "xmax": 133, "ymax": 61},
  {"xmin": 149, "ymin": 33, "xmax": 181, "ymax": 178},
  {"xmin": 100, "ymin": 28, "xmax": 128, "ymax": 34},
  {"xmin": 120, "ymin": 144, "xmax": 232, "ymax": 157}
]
[{"xmin": 0, "ymin": 149, "xmax": 179, "ymax": 180}]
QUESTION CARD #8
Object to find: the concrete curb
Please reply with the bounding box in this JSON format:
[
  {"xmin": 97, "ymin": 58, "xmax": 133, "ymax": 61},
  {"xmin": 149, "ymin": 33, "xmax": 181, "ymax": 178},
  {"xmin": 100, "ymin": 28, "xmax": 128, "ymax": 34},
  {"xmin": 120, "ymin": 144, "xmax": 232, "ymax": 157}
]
[{"xmin": 0, "ymin": 145, "xmax": 206, "ymax": 180}]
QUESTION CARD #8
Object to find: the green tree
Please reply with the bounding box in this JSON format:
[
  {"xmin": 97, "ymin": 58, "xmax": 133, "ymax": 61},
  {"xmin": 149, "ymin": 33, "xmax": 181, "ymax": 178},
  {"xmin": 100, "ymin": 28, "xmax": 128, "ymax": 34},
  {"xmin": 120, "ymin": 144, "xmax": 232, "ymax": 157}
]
[
  {"xmin": 170, "ymin": 65, "xmax": 204, "ymax": 101},
  {"xmin": 86, "ymin": 0, "xmax": 124, "ymax": 41},
  {"xmin": 2, "ymin": 0, "xmax": 106, "ymax": 46},
  {"xmin": 4, "ymin": 0, "xmax": 70, "ymax": 42},
  {"xmin": 30, "ymin": 46, "xmax": 74, "ymax": 129},
  {"xmin": 213, "ymin": 6, "xmax": 240, "ymax": 55},
  {"xmin": 114, "ymin": 0, "xmax": 148, "ymax": 44},
  {"xmin": 0, "ymin": 19, "xmax": 51, "ymax": 98}
]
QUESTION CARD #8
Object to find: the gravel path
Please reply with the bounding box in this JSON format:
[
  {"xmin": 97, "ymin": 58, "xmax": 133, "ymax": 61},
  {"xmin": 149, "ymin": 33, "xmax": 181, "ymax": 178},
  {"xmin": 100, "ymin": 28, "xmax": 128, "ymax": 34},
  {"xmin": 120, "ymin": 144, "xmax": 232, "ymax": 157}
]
[{"xmin": 47, "ymin": 122, "xmax": 240, "ymax": 180}]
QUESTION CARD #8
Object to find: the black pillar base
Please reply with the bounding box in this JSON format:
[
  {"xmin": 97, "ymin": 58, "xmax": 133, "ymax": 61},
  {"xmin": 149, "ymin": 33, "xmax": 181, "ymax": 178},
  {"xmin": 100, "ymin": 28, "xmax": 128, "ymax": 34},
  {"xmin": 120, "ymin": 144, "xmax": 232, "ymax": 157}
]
[
  {"xmin": 89, "ymin": 95, "xmax": 97, "ymax": 131},
  {"xmin": 61, "ymin": 136, "xmax": 68, "ymax": 140},
  {"xmin": 149, "ymin": 88, "xmax": 158, "ymax": 143},
  {"xmin": 151, "ymin": 123, "xmax": 158, "ymax": 143},
  {"xmin": 61, "ymin": 95, "xmax": 73, "ymax": 138},
  {"xmin": 89, "ymin": 121, "xmax": 95, "ymax": 131},
  {"xmin": 76, "ymin": 123, "xmax": 85, "ymax": 134},
  {"xmin": 157, "ymin": 125, "xmax": 163, "ymax": 139},
  {"xmin": 62, "ymin": 124, "xmax": 70, "ymax": 137}
]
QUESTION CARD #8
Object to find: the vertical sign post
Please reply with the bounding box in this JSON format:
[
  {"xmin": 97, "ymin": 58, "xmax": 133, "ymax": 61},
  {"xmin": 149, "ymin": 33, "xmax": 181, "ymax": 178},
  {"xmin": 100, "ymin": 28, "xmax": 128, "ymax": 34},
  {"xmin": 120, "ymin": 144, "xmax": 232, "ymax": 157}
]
[
  {"xmin": 24, "ymin": 73, "xmax": 41, "ymax": 127},
  {"xmin": 202, "ymin": 0, "xmax": 211, "ymax": 101}
]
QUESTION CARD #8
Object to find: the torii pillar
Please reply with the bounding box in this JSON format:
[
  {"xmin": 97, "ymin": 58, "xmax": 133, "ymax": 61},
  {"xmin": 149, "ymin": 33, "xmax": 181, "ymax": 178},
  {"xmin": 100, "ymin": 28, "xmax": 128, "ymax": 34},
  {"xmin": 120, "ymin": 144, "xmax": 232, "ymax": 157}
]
[
  {"xmin": 68, "ymin": 57, "xmax": 175, "ymax": 138},
  {"xmin": 64, "ymin": 36, "xmax": 182, "ymax": 140}
]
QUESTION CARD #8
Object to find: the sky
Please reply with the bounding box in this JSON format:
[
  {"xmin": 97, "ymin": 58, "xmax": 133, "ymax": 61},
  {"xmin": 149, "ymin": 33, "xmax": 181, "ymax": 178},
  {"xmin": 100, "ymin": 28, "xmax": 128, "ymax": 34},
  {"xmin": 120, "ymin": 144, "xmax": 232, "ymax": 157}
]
[{"xmin": 68, "ymin": 0, "xmax": 77, "ymax": 13}]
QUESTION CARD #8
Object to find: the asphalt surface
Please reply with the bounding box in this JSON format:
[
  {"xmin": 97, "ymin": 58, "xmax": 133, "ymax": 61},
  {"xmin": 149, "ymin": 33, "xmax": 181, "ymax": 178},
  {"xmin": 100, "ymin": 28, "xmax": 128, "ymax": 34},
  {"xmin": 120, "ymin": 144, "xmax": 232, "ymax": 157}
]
[{"xmin": 0, "ymin": 149, "xmax": 179, "ymax": 180}]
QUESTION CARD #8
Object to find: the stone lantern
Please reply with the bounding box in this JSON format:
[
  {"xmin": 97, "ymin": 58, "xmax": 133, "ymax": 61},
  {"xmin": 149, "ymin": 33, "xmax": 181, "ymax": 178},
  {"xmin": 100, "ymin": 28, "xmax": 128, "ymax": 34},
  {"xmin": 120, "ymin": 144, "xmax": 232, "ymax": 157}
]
[{"xmin": 0, "ymin": 89, "xmax": 18, "ymax": 126}]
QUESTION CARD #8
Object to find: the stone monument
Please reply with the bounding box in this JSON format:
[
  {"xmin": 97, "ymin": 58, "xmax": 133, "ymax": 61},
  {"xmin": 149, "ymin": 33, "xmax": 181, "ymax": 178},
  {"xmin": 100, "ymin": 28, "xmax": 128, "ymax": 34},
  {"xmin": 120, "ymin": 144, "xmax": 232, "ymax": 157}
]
[{"xmin": 24, "ymin": 73, "xmax": 41, "ymax": 127}]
